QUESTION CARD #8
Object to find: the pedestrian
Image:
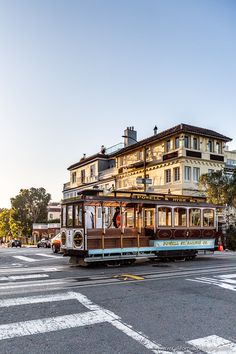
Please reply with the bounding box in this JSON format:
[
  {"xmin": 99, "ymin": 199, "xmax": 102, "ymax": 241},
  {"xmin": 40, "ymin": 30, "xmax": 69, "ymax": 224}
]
[{"xmin": 112, "ymin": 207, "xmax": 121, "ymax": 228}]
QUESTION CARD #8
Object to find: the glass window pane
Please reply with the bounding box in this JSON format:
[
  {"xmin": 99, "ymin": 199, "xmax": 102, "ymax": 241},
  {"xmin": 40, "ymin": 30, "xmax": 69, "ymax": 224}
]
[
  {"xmin": 174, "ymin": 208, "xmax": 187, "ymax": 226},
  {"xmin": 174, "ymin": 167, "xmax": 180, "ymax": 181},
  {"xmin": 67, "ymin": 205, "xmax": 73, "ymax": 227},
  {"xmin": 158, "ymin": 207, "xmax": 172, "ymax": 226},
  {"xmin": 203, "ymin": 209, "xmax": 214, "ymax": 227},
  {"xmin": 126, "ymin": 208, "xmax": 135, "ymax": 227},
  {"xmin": 175, "ymin": 137, "xmax": 179, "ymax": 149},
  {"xmin": 193, "ymin": 167, "xmax": 200, "ymax": 182},
  {"xmin": 184, "ymin": 135, "xmax": 189, "ymax": 148},
  {"xmin": 74, "ymin": 205, "xmax": 83, "ymax": 227},
  {"xmin": 62, "ymin": 206, "xmax": 66, "ymax": 227},
  {"xmin": 145, "ymin": 209, "xmax": 154, "ymax": 227},
  {"xmin": 189, "ymin": 208, "xmax": 201, "ymax": 227},
  {"xmin": 184, "ymin": 166, "xmax": 191, "ymax": 181}
]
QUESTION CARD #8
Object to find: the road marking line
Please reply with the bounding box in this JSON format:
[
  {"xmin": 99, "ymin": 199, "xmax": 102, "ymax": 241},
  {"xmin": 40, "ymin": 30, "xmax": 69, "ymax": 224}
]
[
  {"xmin": 111, "ymin": 319, "xmax": 180, "ymax": 354},
  {"xmin": 217, "ymin": 273, "xmax": 236, "ymax": 279},
  {"xmin": 36, "ymin": 253, "xmax": 60, "ymax": 258},
  {"xmin": 0, "ymin": 267, "xmax": 60, "ymax": 274},
  {"xmin": 0, "ymin": 290, "xmax": 178, "ymax": 354},
  {"xmin": 13, "ymin": 256, "xmax": 37, "ymax": 262},
  {"xmin": 68, "ymin": 291, "xmax": 181, "ymax": 354},
  {"xmin": 0, "ymin": 292, "xmax": 75, "ymax": 307},
  {"xmin": 0, "ymin": 280, "xmax": 65, "ymax": 290},
  {"xmin": 188, "ymin": 335, "xmax": 236, "ymax": 353},
  {"xmin": 187, "ymin": 277, "xmax": 236, "ymax": 291},
  {"xmin": 0, "ymin": 274, "xmax": 49, "ymax": 281},
  {"xmin": 0, "ymin": 310, "xmax": 116, "ymax": 341}
]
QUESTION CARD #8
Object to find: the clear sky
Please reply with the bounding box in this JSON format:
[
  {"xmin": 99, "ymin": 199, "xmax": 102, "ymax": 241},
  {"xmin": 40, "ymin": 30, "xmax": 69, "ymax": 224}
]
[{"xmin": 0, "ymin": 0, "xmax": 235, "ymax": 208}]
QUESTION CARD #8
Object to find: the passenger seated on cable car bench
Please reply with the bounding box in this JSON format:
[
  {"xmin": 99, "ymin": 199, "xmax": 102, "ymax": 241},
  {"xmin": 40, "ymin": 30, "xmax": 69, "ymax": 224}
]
[{"xmin": 112, "ymin": 207, "xmax": 121, "ymax": 228}]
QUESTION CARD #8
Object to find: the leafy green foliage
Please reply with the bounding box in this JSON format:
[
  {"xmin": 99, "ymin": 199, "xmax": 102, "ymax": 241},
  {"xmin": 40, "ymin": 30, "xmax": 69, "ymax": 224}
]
[
  {"xmin": 0, "ymin": 209, "xmax": 11, "ymax": 239},
  {"xmin": 199, "ymin": 170, "xmax": 234, "ymax": 205},
  {"xmin": 10, "ymin": 187, "xmax": 51, "ymax": 237}
]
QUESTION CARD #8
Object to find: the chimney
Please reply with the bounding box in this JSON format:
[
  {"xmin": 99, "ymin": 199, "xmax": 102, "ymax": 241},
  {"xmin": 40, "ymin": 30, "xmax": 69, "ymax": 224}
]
[
  {"xmin": 123, "ymin": 126, "xmax": 137, "ymax": 147},
  {"xmin": 154, "ymin": 125, "xmax": 158, "ymax": 135},
  {"xmin": 101, "ymin": 145, "xmax": 106, "ymax": 154}
]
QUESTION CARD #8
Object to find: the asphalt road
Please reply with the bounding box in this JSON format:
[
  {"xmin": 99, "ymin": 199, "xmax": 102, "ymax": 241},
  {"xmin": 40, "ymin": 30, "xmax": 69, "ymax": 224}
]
[{"xmin": 0, "ymin": 247, "xmax": 236, "ymax": 354}]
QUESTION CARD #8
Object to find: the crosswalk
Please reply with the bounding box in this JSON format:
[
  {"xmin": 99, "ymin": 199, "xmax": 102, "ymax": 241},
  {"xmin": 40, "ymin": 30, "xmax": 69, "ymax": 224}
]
[
  {"xmin": 12, "ymin": 253, "xmax": 63, "ymax": 263},
  {"xmin": 0, "ymin": 289, "xmax": 236, "ymax": 353},
  {"xmin": 187, "ymin": 273, "xmax": 236, "ymax": 292}
]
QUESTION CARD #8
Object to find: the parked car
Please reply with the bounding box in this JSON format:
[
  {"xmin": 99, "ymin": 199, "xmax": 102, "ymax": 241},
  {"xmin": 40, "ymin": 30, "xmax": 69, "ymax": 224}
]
[
  {"xmin": 51, "ymin": 233, "xmax": 61, "ymax": 253},
  {"xmin": 37, "ymin": 238, "xmax": 51, "ymax": 248},
  {"xmin": 10, "ymin": 239, "xmax": 22, "ymax": 248}
]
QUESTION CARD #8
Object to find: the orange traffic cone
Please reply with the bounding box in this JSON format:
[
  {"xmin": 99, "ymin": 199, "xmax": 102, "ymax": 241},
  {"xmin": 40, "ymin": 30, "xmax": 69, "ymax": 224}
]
[{"xmin": 217, "ymin": 245, "xmax": 224, "ymax": 251}]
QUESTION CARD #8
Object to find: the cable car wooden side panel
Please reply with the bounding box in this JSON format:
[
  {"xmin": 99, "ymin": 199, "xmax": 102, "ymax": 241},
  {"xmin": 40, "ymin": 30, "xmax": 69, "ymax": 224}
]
[{"xmin": 60, "ymin": 190, "xmax": 222, "ymax": 265}]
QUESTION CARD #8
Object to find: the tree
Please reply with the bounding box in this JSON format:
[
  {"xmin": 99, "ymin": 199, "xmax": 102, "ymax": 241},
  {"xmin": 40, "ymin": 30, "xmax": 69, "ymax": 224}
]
[
  {"xmin": 198, "ymin": 170, "xmax": 232, "ymax": 205},
  {"xmin": 10, "ymin": 187, "xmax": 51, "ymax": 238},
  {"xmin": 227, "ymin": 170, "xmax": 236, "ymax": 208},
  {"xmin": 0, "ymin": 209, "xmax": 11, "ymax": 240}
]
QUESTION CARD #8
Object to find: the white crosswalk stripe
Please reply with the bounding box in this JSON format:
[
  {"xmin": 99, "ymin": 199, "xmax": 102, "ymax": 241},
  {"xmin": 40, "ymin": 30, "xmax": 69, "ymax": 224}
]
[
  {"xmin": 0, "ymin": 274, "xmax": 49, "ymax": 281},
  {"xmin": 13, "ymin": 255, "xmax": 37, "ymax": 262},
  {"xmin": 35, "ymin": 253, "xmax": 60, "ymax": 258},
  {"xmin": 13, "ymin": 254, "xmax": 64, "ymax": 262},
  {"xmin": 0, "ymin": 291, "xmax": 178, "ymax": 354},
  {"xmin": 187, "ymin": 273, "xmax": 236, "ymax": 292},
  {"xmin": 188, "ymin": 335, "xmax": 236, "ymax": 353},
  {"xmin": 1, "ymin": 289, "xmax": 236, "ymax": 353}
]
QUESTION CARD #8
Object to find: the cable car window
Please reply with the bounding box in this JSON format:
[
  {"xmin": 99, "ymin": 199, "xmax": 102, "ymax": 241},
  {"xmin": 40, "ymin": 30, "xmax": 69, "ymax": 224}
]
[
  {"xmin": 62, "ymin": 206, "xmax": 66, "ymax": 227},
  {"xmin": 189, "ymin": 208, "xmax": 201, "ymax": 227},
  {"xmin": 158, "ymin": 207, "xmax": 172, "ymax": 226},
  {"xmin": 145, "ymin": 209, "xmax": 154, "ymax": 227},
  {"xmin": 203, "ymin": 209, "xmax": 214, "ymax": 227},
  {"xmin": 74, "ymin": 205, "xmax": 83, "ymax": 228},
  {"xmin": 97, "ymin": 207, "xmax": 102, "ymax": 219},
  {"xmin": 174, "ymin": 208, "xmax": 187, "ymax": 226},
  {"xmin": 67, "ymin": 205, "xmax": 73, "ymax": 227},
  {"xmin": 126, "ymin": 208, "xmax": 135, "ymax": 227},
  {"xmin": 85, "ymin": 206, "xmax": 95, "ymax": 229}
]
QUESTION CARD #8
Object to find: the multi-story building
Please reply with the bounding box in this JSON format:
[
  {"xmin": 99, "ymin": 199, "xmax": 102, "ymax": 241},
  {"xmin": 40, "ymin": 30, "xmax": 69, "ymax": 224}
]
[
  {"xmin": 32, "ymin": 201, "xmax": 61, "ymax": 244},
  {"xmin": 63, "ymin": 123, "xmax": 232, "ymax": 199},
  {"xmin": 47, "ymin": 202, "xmax": 61, "ymax": 221}
]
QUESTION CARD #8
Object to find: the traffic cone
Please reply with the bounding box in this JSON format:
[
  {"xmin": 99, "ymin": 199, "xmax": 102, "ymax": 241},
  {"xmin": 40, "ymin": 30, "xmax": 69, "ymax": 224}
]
[{"xmin": 217, "ymin": 245, "xmax": 224, "ymax": 251}]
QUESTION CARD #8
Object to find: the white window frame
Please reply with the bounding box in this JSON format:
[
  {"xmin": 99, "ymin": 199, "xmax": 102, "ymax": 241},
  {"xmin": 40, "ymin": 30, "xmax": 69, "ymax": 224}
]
[
  {"xmin": 193, "ymin": 167, "xmax": 200, "ymax": 182},
  {"xmin": 184, "ymin": 166, "xmax": 191, "ymax": 181},
  {"xmin": 165, "ymin": 169, "xmax": 171, "ymax": 183}
]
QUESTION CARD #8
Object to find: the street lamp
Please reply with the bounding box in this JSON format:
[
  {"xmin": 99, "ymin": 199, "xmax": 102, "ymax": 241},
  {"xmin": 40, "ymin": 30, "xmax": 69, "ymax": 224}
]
[{"xmin": 122, "ymin": 135, "xmax": 149, "ymax": 192}]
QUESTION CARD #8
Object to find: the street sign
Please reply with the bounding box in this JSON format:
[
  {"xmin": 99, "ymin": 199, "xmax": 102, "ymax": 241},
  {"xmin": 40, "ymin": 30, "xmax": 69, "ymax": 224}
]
[{"xmin": 136, "ymin": 178, "xmax": 152, "ymax": 184}]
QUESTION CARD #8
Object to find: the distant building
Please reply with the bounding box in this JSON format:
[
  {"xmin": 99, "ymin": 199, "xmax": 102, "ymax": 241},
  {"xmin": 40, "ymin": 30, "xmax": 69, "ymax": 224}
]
[
  {"xmin": 47, "ymin": 202, "xmax": 61, "ymax": 221},
  {"xmin": 32, "ymin": 201, "xmax": 61, "ymax": 244}
]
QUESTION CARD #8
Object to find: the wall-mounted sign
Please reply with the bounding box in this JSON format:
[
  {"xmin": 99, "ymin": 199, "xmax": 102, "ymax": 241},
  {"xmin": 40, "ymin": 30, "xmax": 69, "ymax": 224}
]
[{"xmin": 136, "ymin": 178, "xmax": 152, "ymax": 184}]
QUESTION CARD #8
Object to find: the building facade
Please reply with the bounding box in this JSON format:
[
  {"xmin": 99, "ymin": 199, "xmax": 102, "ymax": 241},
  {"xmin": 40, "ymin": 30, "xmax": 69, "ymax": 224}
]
[{"xmin": 63, "ymin": 124, "xmax": 232, "ymax": 199}]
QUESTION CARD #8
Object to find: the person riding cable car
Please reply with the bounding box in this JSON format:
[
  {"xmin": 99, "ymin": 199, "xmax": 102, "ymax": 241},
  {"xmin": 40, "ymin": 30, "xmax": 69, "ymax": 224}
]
[{"xmin": 112, "ymin": 206, "xmax": 120, "ymax": 228}]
